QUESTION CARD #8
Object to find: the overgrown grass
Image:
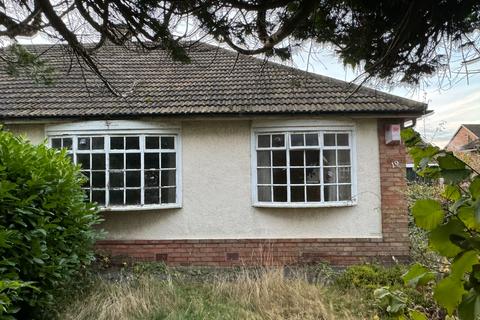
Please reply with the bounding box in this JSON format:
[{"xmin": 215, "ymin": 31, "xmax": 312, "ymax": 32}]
[{"xmin": 53, "ymin": 265, "xmax": 370, "ymax": 320}]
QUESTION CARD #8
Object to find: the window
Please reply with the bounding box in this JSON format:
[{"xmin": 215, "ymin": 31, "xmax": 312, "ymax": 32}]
[
  {"xmin": 50, "ymin": 134, "xmax": 180, "ymax": 209},
  {"xmin": 253, "ymin": 130, "xmax": 354, "ymax": 206}
]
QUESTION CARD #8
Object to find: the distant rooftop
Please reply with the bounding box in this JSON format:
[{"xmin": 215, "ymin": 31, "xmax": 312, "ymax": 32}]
[{"xmin": 463, "ymin": 124, "xmax": 480, "ymax": 138}]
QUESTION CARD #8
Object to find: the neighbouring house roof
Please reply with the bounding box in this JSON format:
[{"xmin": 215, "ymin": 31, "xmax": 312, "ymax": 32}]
[
  {"xmin": 463, "ymin": 124, "xmax": 480, "ymax": 138},
  {"xmin": 0, "ymin": 42, "xmax": 429, "ymax": 119}
]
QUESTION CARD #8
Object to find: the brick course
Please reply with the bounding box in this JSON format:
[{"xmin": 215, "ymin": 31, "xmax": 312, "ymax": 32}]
[{"xmin": 95, "ymin": 119, "xmax": 410, "ymax": 267}]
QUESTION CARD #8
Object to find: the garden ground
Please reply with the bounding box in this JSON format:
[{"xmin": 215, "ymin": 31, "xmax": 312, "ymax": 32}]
[{"xmin": 51, "ymin": 262, "xmax": 434, "ymax": 320}]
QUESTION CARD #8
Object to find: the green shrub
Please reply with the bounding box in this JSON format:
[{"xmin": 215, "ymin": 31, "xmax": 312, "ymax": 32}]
[
  {"xmin": 334, "ymin": 264, "xmax": 405, "ymax": 291},
  {"xmin": 0, "ymin": 130, "xmax": 103, "ymax": 318}
]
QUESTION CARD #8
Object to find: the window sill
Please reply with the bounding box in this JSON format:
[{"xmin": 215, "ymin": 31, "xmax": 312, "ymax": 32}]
[
  {"xmin": 252, "ymin": 201, "xmax": 356, "ymax": 208},
  {"xmin": 100, "ymin": 204, "xmax": 182, "ymax": 212}
]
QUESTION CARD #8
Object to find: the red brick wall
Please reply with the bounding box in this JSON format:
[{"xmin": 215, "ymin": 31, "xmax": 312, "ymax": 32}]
[
  {"xmin": 446, "ymin": 126, "xmax": 478, "ymax": 151},
  {"xmin": 95, "ymin": 119, "xmax": 410, "ymax": 267}
]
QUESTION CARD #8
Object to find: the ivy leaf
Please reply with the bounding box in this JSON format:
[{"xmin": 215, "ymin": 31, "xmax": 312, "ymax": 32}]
[
  {"xmin": 429, "ymin": 219, "xmax": 466, "ymax": 257},
  {"xmin": 401, "ymin": 128, "xmax": 422, "ymax": 147},
  {"xmin": 458, "ymin": 289, "xmax": 480, "ymax": 320},
  {"xmin": 409, "ymin": 310, "xmax": 428, "ymax": 320},
  {"xmin": 412, "ymin": 199, "xmax": 445, "ymax": 230},
  {"xmin": 402, "ymin": 263, "xmax": 436, "ymax": 287},
  {"xmin": 438, "ymin": 153, "xmax": 467, "ymax": 170},
  {"xmin": 470, "ymin": 177, "xmax": 480, "ymax": 200},
  {"xmin": 442, "ymin": 169, "xmax": 471, "ymax": 184},
  {"xmin": 458, "ymin": 206, "xmax": 480, "ymax": 231},
  {"xmin": 434, "ymin": 276, "xmax": 466, "ymax": 315},
  {"xmin": 451, "ymin": 251, "xmax": 479, "ymax": 279},
  {"xmin": 443, "ymin": 185, "xmax": 462, "ymax": 201}
]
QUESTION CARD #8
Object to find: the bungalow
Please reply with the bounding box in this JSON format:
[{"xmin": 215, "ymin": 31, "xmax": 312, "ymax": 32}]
[{"xmin": 0, "ymin": 43, "xmax": 428, "ymax": 266}]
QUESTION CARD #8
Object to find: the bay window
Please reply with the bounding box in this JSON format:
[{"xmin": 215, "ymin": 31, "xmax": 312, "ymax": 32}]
[
  {"xmin": 253, "ymin": 129, "xmax": 355, "ymax": 206},
  {"xmin": 50, "ymin": 134, "xmax": 180, "ymax": 209}
]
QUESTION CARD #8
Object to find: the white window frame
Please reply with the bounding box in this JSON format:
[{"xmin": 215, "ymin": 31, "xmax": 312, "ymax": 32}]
[
  {"xmin": 251, "ymin": 123, "xmax": 357, "ymax": 208},
  {"xmin": 46, "ymin": 120, "xmax": 182, "ymax": 211}
]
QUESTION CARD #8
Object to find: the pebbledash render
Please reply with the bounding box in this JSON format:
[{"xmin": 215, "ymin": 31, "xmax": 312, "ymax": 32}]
[{"xmin": 0, "ymin": 43, "xmax": 429, "ymax": 266}]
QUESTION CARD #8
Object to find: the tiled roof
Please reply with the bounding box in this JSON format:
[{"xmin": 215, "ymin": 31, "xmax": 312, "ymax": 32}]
[
  {"xmin": 463, "ymin": 124, "xmax": 480, "ymax": 138},
  {"xmin": 0, "ymin": 42, "xmax": 428, "ymax": 119}
]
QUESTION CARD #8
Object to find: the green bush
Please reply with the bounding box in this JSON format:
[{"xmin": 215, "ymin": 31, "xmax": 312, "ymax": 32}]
[
  {"xmin": 0, "ymin": 130, "xmax": 102, "ymax": 318},
  {"xmin": 334, "ymin": 264, "xmax": 405, "ymax": 291}
]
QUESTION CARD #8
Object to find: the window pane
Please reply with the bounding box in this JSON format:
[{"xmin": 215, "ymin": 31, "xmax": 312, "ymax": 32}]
[
  {"xmin": 339, "ymin": 185, "xmax": 352, "ymax": 201},
  {"xmin": 324, "ymin": 134, "xmax": 335, "ymax": 146},
  {"xmin": 126, "ymin": 171, "xmax": 141, "ymax": 187},
  {"xmin": 92, "ymin": 190, "xmax": 105, "ymax": 205},
  {"xmin": 161, "ymin": 188, "xmax": 176, "ymax": 203},
  {"xmin": 291, "ymin": 134, "xmax": 304, "ymax": 146},
  {"xmin": 338, "ymin": 150, "xmax": 351, "ymax": 165},
  {"xmin": 291, "ymin": 186, "xmax": 305, "ymax": 202},
  {"xmin": 126, "ymin": 189, "xmax": 141, "ymax": 205},
  {"xmin": 272, "ymin": 134, "xmax": 284, "ymax": 147},
  {"xmin": 323, "ymin": 168, "xmax": 336, "ymax": 183},
  {"xmin": 307, "ymin": 186, "xmax": 321, "ymax": 202},
  {"xmin": 161, "ymin": 170, "xmax": 176, "ymax": 187},
  {"xmin": 306, "ymin": 168, "xmax": 320, "ymax": 184},
  {"xmin": 77, "ymin": 154, "xmax": 90, "ymax": 169},
  {"xmin": 51, "ymin": 138, "xmax": 61, "ymax": 149},
  {"xmin": 290, "ymin": 168, "xmax": 304, "ymax": 184},
  {"xmin": 289, "ymin": 150, "xmax": 304, "ymax": 166},
  {"xmin": 258, "ymin": 135, "xmax": 270, "ymax": 148},
  {"xmin": 145, "ymin": 188, "xmax": 160, "ymax": 204},
  {"xmin": 109, "ymin": 172, "xmax": 124, "ymax": 188},
  {"xmin": 92, "ymin": 154, "xmax": 105, "ymax": 170},
  {"xmin": 126, "ymin": 136, "xmax": 139, "ymax": 149},
  {"xmin": 272, "ymin": 150, "xmax": 286, "ymax": 166},
  {"xmin": 63, "ymin": 138, "xmax": 72, "ymax": 149},
  {"xmin": 305, "ymin": 134, "xmax": 319, "ymax": 146},
  {"xmin": 110, "ymin": 137, "xmax": 124, "ymax": 149},
  {"xmin": 145, "ymin": 153, "xmax": 160, "ymax": 169},
  {"xmin": 161, "ymin": 137, "xmax": 175, "ymax": 149},
  {"xmin": 258, "ymin": 186, "xmax": 272, "ymax": 202},
  {"xmin": 146, "ymin": 136, "xmax": 159, "ymax": 149},
  {"xmin": 257, "ymin": 168, "xmax": 271, "ymax": 184},
  {"xmin": 272, "ymin": 168, "xmax": 287, "ymax": 184},
  {"xmin": 126, "ymin": 153, "xmax": 141, "ymax": 169},
  {"xmin": 305, "ymin": 150, "xmax": 320, "ymax": 166},
  {"xmin": 78, "ymin": 137, "xmax": 90, "ymax": 150},
  {"xmin": 338, "ymin": 167, "xmax": 351, "ymax": 183},
  {"xmin": 91, "ymin": 171, "xmax": 106, "ymax": 188},
  {"xmin": 257, "ymin": 151, "xmax": 271, "ymax": 167},
  {"xmin": 323, "ymin": 150, "xmax": 336, "ymax": 166},
  {"xmin": 337, "ymin": 134, "xmax": 349, "ymax": 146},
  {"xmin": 145, "ymin": 171, "xmax": 159, "ymax": 187},
  {"xmin": 92, "ymin": 137, "xmax": 104, "ymax": 150},
  {"xmin": 109, "ymin": 190, "xmax": 124, "ymax": 205},
  {"xmin": 324, "ymin": 186, "xmax": 337, "ymax": 202},
  {"xmin": 109, "ymin": 153, "xmax": 124, "ymax": 169},
  {"xmin": 161, "ymin": 153, "xmax": 176, "ymax": 168},
  {"xmin": 273, "ymin": 186, "xmax": 287, "ymax": 202}
]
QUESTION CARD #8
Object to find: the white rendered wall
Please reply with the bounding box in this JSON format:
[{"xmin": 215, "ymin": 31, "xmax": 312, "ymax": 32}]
[{"xmin": 4, "ymin": 117, "xmax": 382, "ymax": 239}]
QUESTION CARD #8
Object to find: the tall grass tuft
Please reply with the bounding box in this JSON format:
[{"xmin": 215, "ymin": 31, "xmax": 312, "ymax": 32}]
[{"xmin": 56, "ymin": 268, "xmax": 358, "ymax": 320}]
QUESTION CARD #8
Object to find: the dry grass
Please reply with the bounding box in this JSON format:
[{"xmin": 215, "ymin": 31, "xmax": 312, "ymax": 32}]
[{"xmin": 56, "ymin": 269, "xmax": 363, "ymax": 320}]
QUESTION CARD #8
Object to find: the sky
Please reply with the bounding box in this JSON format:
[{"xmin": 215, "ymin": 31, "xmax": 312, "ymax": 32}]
[
  {"xmin": 288, "ymin": 46, "xmax": 480, "ymax": 147},
  {"xmin": 15, "ymin": 35, "xmax": 480, "ymax": 148}
]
